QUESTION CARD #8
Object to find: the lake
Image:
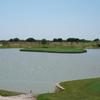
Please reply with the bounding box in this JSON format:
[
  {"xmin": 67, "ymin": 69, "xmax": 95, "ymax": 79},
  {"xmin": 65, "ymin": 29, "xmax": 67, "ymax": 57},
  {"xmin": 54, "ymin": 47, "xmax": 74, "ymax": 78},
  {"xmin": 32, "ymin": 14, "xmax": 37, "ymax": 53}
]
[{"xmin": 0, "ymin": 49, "xmax": 100, "ymax": 94}]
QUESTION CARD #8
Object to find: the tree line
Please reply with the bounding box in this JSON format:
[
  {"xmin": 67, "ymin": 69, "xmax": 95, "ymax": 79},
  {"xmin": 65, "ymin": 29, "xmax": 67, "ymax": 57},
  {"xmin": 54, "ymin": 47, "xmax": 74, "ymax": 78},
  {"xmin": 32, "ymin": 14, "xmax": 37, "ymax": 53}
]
[{"xmin": 0, "ymin": 37, "xmax": 100, "ymax": 42}]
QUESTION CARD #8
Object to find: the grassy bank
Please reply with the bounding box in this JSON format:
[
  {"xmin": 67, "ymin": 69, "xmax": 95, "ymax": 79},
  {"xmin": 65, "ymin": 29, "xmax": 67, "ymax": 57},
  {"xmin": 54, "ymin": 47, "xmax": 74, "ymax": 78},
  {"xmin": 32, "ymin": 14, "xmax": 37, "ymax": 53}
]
[
  {"xmin": 37, "ymin": 77, "xmax": 100, "ymax": 100},
  {"xmin": 0, "ymin": 90, "xmax": 22, "ymax": 96},
  {"xmin": 20, "ymin": 47, "xmax": 87, "ymax": 53}
]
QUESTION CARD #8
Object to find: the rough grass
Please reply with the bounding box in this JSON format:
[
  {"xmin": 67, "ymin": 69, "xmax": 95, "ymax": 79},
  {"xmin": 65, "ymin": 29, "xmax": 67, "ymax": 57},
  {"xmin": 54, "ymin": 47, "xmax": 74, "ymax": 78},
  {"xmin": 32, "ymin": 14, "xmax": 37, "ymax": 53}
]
[
  {"xmin": 0, "ymin": 90, "xmax": 22, "ymax": 96},
  {"xmin": 37, "ymin": 77, "xmax": 100, "ymax": 100}
]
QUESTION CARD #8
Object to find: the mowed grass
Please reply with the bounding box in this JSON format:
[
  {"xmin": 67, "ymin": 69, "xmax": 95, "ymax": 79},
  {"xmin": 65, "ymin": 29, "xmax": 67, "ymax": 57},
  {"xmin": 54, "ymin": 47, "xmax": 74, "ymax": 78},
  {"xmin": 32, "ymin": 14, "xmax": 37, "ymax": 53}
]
[
  {"xmin": 37, "ymin": 77, "xmax": 100, "ymax": 100},
  {"xmin": 20, "ymin": 47, "xmax": 87, "ymax": 53},
  {"xmin": 0, "ymin": 90, "xmax": 22, "ymax": 96}
]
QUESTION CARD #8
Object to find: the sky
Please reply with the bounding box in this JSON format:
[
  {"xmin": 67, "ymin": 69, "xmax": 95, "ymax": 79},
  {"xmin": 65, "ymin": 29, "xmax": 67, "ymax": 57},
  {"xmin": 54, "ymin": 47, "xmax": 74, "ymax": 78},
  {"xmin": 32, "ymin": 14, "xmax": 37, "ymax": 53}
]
[{"xmin": 0, "ymin": 0, "xmax": 100, "ymax": 40}]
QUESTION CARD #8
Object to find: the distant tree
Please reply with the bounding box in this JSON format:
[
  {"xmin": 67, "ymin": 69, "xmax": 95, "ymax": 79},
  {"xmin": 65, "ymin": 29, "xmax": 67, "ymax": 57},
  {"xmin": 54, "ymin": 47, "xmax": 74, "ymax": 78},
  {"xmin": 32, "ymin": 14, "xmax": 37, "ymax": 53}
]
[
  {"xmin": 9, "ymin": 39, "xmax": 13, "ymax": 42},
  {"xmin": 57, "ymin": 38, "xmax": 63, "ymax": 42},
  {"xmin": 93, "ymin": 38, "xmax": 99, "ymax": 42},
  {"xmin": 53, "ymin": 38, "xmax": 58, "ymax": 42},
  {"xmin": 41, "ymin": 39, "xmax": 47, "ymax": 44},
  {"xmin": 67, "ymin": 38, "xmax": 75, "ymax": 42},
  {"xmin": 67, "ymin": 38, "xmax": 80, "ymax": 42},
  {"xmin": 9, "ymin": 38, "xmax": 20, "ymax": 42},
  {"xmin": 53, "ymin": 38, "xmax": 63, "ymax": 42},
  {"xmin": 80, "ymin": 39, "xmax": 86, "ymax": 42},
  {"xmin": 26, "ymin": 38, "xmax": 36, "ymax": 42},
  {"xmin": 13, "ymin": 38, "xmax": 20, "ymax": 42}
]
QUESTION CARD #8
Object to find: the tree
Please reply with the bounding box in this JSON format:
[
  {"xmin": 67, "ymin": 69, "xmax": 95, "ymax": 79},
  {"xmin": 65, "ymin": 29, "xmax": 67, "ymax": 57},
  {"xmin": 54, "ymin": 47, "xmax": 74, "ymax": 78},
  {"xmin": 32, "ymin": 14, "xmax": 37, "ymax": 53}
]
[
  {"xmin": 53, "ymin": 38, "xmax": 58, "ymax": 42},
  {"xmin": 26, "ymin": 38, "xmax": 36, "ymax": 42},
  {"xmin": 41, "ymin": 39, "xmax": 47, "ymax": 44},
  {"xmin": 58, "ymin": 38, "xmax": 63, "ymax": 42},
  {"xmin": 53, "ymin": 38, "xmax": 63, "ymax": 42},
  {"xmin": 13, "ymin": 38, "xmax": 20, "ymax": 42},
  {"xmin": 67, "ymin": 38, "xmax": 80, "ymax": 42},
  {"xmin": 93, "ymin": 38, "xmax": 99, "ymax": 42},
  {"xmin": 9, "ymin": 38, "xmax": 20, "ymax": 42},
  {"xmin": 9, "ymin": 39, "xmax": 13, "ymax": 42}
]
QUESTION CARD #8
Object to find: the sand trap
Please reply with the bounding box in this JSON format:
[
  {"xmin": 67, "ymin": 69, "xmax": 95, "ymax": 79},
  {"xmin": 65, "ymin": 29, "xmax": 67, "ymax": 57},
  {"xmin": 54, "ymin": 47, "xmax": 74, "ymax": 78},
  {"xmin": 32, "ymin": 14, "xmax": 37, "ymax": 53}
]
[{"xmin": 0, "ymin": 94, "xmax": 36, "ymax": 100}]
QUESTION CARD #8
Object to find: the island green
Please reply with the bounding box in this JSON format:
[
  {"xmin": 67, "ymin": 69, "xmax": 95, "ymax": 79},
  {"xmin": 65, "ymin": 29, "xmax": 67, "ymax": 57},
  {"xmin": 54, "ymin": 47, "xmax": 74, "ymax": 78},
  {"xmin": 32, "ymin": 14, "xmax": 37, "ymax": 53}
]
[{"xmin": 20, "ymin": 47, "xmax": 87, "ymax": 53}]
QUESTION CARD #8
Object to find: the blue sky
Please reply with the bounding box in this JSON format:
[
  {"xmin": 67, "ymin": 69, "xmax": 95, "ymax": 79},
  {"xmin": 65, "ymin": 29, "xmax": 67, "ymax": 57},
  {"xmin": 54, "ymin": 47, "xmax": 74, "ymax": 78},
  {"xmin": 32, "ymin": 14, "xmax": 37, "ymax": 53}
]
[{"xmin": 0, "ymin": 0, "xmax": 100, "ymax": 40}]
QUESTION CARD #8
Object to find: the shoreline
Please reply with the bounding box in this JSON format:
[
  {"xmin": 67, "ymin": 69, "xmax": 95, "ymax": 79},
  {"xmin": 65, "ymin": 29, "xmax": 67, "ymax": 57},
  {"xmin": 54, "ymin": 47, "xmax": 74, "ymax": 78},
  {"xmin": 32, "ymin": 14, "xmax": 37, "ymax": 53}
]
[{"xmin": 0, "ymin": 77, "xmax": 100, "ymax": 100}]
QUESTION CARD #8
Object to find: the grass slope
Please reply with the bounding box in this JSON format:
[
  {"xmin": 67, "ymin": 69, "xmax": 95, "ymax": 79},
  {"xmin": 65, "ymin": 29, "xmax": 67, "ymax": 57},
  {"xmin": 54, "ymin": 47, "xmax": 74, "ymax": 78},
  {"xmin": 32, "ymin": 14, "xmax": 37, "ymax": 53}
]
[
  {"xmin": 20, "ymin": 47, "xmax": 87, "ymax": 53},
  {"xmin": 37, "ymin": 77, "xmax": 100, "ymax": 100},
  {"xmin": 0, "ymin": 90, "xmax": 22, "ymax": 96}
]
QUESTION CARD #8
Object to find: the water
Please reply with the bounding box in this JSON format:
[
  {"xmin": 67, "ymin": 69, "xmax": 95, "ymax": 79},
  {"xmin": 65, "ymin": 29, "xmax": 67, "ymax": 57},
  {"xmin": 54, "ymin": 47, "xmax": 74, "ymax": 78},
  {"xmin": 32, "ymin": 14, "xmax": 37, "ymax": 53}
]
[{"xmin": 0, "ymin": 49, "xmax": 100, "ymax": 94}]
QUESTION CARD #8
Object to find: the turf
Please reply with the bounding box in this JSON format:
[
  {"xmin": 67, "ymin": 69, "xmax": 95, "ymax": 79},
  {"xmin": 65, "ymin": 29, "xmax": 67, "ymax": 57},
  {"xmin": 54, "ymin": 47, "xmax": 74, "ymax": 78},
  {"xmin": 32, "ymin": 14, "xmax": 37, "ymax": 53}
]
[
  {"xmin": 20, "ymin": 47, "xmax": 87, "ymax": 53},
  {"xmin": 0, "ymin": 90, "xmax": 22, "ymax": 96},
  {"xmin": 37, "ymin": 77, "xmax": 100, "ymax": 100}
]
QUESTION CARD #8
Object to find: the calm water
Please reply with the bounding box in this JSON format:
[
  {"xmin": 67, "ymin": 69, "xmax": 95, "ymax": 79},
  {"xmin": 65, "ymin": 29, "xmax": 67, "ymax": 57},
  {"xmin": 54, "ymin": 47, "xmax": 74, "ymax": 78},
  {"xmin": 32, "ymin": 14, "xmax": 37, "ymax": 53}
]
[{"xmin": 0, "ymin": 49, "xmax": 100, "ymax": 94}]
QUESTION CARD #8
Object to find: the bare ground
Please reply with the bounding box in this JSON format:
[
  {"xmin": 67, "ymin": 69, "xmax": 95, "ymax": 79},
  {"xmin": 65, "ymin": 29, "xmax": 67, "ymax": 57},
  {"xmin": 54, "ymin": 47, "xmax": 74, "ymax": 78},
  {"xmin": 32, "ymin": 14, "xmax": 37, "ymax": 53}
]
[{"xmin": 0, "ymin": 94, "xmax": 36, "ymax": 100}]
